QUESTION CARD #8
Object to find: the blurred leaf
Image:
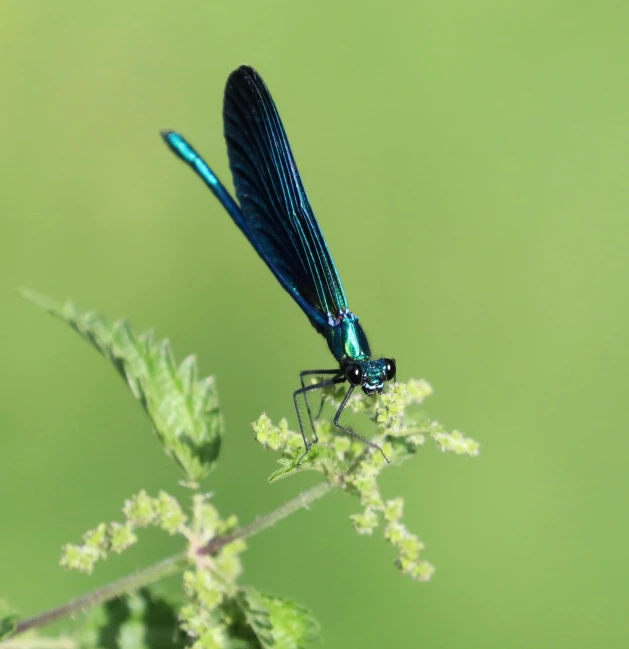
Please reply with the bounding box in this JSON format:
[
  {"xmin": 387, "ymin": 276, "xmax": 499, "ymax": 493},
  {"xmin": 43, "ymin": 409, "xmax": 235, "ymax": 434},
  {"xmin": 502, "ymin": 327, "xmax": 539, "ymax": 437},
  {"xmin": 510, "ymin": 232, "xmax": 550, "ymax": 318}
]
[
  {"xmin": 0, "ymin": 599, "xmax": 18, "ymax": 640},
  {"xmin": 73, "ymin": 587, "xmax": 185, "ymax": 649},
  {"xmin": 21, "ymin": 290, "xmax": 222, "ymax": 483}
]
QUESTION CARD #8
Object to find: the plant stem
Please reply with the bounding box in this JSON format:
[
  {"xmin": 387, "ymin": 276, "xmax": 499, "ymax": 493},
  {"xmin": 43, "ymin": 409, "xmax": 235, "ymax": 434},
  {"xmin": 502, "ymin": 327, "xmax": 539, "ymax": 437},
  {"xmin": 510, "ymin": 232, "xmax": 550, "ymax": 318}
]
[
  {"xmin": 11, "ymin": 481, "xmax": 333, "ymax": 639},
  {"xmin": 13, "ymin": 553, "xmax": 187, "ymax": 636},
  {"xmin": 199, "ymin": 479, "xmax": 333, "ymax": 555}
]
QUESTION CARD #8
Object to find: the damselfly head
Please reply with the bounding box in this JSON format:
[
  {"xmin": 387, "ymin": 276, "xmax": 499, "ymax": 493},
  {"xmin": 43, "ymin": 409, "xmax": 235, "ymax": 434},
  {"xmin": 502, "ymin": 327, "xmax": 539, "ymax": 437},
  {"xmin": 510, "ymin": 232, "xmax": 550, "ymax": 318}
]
[{"xmin": 344, "ymin": 358, "xmax": 396, "ymax": 395}]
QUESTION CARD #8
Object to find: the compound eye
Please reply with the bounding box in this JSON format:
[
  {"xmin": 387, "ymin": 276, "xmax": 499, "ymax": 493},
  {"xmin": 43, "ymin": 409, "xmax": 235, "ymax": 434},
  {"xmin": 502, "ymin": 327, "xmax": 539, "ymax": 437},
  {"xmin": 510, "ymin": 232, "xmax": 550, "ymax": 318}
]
[
  {"xmin": 384, "ymin": 358, "xmax": 396, "ymax": 381},
  {"xmin": 345, "ymin": 362, "xmax": 363, "ymax": 386}
]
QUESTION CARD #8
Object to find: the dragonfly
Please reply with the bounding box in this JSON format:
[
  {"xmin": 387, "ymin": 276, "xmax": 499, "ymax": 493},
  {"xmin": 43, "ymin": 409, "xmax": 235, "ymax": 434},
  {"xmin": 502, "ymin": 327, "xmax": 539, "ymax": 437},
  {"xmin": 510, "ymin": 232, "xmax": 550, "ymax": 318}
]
[{"xmin": 161, "ymin": 65, "xmax": 396, "ymax": 461}]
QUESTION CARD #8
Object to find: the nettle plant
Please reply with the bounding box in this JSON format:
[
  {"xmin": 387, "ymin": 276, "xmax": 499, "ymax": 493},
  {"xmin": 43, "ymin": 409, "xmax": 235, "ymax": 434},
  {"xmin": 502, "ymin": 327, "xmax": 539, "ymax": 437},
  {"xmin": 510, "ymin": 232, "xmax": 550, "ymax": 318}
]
[{"xmin": 1, "ymin": 291, "xmax": 479, "ymax": 649}]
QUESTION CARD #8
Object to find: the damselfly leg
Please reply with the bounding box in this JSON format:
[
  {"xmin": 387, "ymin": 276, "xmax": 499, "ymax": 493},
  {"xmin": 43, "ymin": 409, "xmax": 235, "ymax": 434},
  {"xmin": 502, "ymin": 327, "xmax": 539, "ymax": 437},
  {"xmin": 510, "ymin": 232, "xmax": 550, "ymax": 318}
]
[
  {"xmin": 293, "ymin": 374, "xmax": 344, "ymax": 463},
  {"xmin": 333, "ymin": 386, "xmax": 390, "ymax": 463},
  {"xmin": 298, "ymin": 369, "xmax": 339, "ymax": 440}
]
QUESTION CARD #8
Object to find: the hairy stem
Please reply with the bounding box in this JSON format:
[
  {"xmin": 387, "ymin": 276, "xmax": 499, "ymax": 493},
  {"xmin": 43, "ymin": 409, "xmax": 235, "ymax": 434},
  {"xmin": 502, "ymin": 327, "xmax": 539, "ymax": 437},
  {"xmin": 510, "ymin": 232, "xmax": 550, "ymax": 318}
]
[
  {"xmin": 11, "ymin": 480, "xmax": 333, "ymax": 638},
  {"xmin": 13, "ymin": 554, "xmax": 187, "ymax": 636},
  {"xmin": 199, "ymin": 479, "xmax": 333, "ymax": 555}
]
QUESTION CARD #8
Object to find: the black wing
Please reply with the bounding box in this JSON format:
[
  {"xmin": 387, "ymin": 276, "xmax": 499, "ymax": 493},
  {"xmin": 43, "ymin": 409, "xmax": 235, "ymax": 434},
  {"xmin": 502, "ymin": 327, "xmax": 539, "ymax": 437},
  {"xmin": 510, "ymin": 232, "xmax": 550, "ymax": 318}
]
[{"xmin": 223, "ymin": 66, "xmax": 349, "ymax": 327}]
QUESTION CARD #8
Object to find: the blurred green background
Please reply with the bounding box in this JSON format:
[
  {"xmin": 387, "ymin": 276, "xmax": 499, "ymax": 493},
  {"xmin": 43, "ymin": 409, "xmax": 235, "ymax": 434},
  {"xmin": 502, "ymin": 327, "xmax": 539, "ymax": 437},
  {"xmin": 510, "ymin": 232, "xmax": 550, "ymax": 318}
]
[{"xmin": 2, "ymin": 1, "xmax": 629, "ymax": 647}]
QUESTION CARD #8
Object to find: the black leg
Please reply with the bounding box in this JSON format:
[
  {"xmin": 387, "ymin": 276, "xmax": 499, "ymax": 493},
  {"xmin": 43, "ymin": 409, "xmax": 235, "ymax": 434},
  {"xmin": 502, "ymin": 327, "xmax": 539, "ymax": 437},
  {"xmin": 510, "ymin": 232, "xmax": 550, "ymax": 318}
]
[
  {"xmin": 333, "ymin": 386, "xmax": 391, "ymax": 463},
  {"xmin": 293, "ymin": 375, "xmax": 344, "ymax": 464},
  {"xmin": 299, "ymin": 369, "xmax": 339, "ymax": 441}
]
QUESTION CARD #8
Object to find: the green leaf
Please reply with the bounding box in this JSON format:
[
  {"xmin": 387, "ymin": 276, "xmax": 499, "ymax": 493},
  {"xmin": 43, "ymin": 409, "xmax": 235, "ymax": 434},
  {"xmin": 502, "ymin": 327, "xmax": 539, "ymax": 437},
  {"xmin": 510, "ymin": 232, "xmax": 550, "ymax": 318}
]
[
  {"xmin": 0, "ymin": 617, "xmax": 17, "ymax": 641},
  {"xmin": 266, "ymin": 446, "xmax": 331, "ymax": 483},
  {"xmin": 74, "ymin": 587, "xmax": 185, "ymax": 649},
  {"xmin": 263, "ymin": 594, "xmax": 320, "ymax": 649},
  {"xmin": 230, "ymin": 587, "xmax": 320, "ymax": 649},
  {"xmin": 0, "ymin": 600, "xmax": 18, "ymax": 640},
  {"xmin": 22, "ymin": 290, "xmax": 223, "ymax": 483}
]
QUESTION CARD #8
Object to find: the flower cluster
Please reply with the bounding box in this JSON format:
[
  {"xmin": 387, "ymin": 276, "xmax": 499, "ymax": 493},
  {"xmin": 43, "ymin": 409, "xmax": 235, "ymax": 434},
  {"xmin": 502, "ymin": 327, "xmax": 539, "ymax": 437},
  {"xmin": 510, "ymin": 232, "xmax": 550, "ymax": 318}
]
[{"xmin": 253, "ymin": 378, "xmax": 479, "ymax": 581}]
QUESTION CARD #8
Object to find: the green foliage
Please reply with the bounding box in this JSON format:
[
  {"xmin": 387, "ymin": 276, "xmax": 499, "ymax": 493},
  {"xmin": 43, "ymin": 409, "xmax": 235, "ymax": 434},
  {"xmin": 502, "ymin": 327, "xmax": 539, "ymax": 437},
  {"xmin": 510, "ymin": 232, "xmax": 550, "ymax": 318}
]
[
  {"xmin": 0, "ymin": 600, "xmax": 18, "ymax": 641},
  {"xmin": 21, "ymin": 290, "xmax": 222, "ymax": 485},
  {"xmin": 75, "ymin": 588, "xmax": 186, "ymax": 649},
  {"xmin": 176, "ymin": 584, "xmax": 319, "ymax": 649},
  {"xmin": 227, "ymin": 588, "xmax": 320, "ymax": 649},
  {"xmin": 8, "ymin": 293, "xmax": 477, "ymax": 647}
]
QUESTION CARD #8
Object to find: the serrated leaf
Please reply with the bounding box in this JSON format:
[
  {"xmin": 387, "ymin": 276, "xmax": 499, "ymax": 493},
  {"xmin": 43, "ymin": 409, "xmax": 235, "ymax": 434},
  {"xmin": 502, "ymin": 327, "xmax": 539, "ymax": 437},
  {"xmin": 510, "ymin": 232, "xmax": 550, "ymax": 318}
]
[
  {"xmin": 232, "ymin": 587, "xmax": 320, "ymax": 649},
  {"xmin": 73, "ymin": 588, "xmax": 185, "ymax": 649},
  {"xmin": 22, "ymin": 290, "xmax": 222, "ymax": 482},
  {"xmin": 263, "ymin": 595, "xmax": 320, "ymax": 649}
]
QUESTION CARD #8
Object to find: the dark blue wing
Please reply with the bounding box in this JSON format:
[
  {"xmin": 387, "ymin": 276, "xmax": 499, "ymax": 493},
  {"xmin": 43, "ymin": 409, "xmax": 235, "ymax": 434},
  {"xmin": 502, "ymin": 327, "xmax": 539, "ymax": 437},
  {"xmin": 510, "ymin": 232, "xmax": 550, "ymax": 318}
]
[
  {"xmin": 223, "ymin": 66, "xmax": 349, "ymax": 323},
  {"xmin": 161, "ymin": 131, "xmax": 327, "ymax": 331}
]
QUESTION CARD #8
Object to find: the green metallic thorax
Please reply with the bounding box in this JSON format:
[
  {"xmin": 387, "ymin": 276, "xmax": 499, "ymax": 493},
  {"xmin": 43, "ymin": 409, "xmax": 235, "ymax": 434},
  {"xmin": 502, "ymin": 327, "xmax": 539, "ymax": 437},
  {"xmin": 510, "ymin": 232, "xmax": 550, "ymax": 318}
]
[{"xmin": 325, "ymin": 311, "xmax": 371, "ymax": 364}]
